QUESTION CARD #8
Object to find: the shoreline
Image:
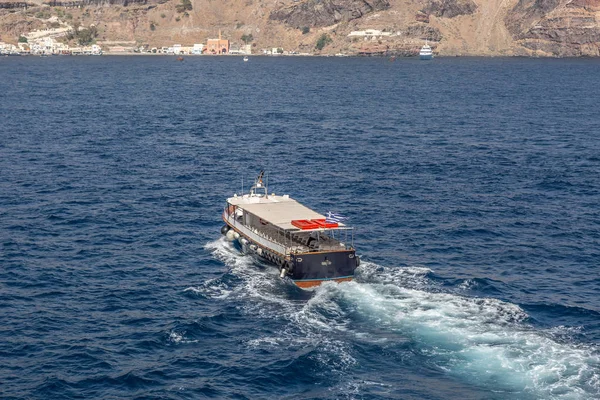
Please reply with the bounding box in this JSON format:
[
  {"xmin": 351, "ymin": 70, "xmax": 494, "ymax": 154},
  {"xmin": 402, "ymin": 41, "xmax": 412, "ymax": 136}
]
[{"xmin": 5, "ymin": 52, "xmax": 600, "ymax": 59}]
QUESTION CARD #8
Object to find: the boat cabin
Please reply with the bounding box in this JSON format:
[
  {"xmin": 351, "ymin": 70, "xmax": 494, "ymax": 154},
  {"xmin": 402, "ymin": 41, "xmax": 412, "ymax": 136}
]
[{"xmin": 223, "ymin": 178, "xmax": 354, "ymax": 256}]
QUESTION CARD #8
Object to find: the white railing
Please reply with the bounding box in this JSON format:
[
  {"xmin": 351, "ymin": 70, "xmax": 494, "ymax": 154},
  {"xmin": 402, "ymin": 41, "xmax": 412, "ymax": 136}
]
[{"xmin": 225, "ymin": 213, "xmax": 287, "ymax": 255}]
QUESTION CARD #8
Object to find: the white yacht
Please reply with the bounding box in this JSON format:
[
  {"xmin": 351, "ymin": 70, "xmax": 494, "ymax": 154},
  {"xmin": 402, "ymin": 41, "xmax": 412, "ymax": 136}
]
[{"xmin": 420, "ymin": 42, "xmax": 433, "ymax": 60}]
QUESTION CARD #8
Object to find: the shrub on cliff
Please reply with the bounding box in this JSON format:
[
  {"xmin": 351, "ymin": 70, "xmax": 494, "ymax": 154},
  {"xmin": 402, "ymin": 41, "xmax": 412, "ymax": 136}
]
[
  {"xmin": 241, "ymin": 34, "xmax": 254, "ymax": 44},
  {"xmin": 66, "ymin": 24, "xmax": 98, "ymax": 46},
  {"xmin": 35, "ymin": 11, "xmax": 51, "ymax": 19},
  {"xmin": 76, "ymin": 27, "xmax": 98, "ymax": 45},
  {"xmin": 18, "ymin": 35, "xmax": 27, "ymax": 43},
  {"xmin": 315, "ymin": 33, "xmax": 332, "ymax": 50},
  {"xmin": 176, "ymin": 0, "xmax": 192, "ymax": 13}
]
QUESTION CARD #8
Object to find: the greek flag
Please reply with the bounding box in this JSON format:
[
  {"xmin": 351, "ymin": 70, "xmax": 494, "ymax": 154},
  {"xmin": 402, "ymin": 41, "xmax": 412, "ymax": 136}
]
[{"xmin": 326, "ymin": 211, "xmax": 347, "ymax": 224}]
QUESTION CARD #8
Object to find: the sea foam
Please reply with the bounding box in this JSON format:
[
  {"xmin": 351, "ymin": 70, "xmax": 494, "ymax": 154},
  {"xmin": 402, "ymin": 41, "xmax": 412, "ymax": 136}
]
[{"xmin": 205, "ymin": 240, "xmax": 600, "ymax": 399}]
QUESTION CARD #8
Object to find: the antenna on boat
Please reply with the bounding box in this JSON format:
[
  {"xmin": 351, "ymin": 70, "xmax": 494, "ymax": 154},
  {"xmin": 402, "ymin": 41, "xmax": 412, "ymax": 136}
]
[{"xmin": 241, "ymin": 175, "xmax": 244, "ymax": 196}]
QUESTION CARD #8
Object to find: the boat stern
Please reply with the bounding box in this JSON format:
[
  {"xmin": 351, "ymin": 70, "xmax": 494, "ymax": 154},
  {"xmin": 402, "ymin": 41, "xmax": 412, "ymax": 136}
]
[{"xmin": 289, "ymin": 250, "xmax": 359, "ymax": 288}]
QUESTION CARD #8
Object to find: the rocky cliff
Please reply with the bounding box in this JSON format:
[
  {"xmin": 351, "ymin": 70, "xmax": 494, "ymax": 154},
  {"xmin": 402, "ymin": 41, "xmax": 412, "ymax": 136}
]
[
  {"xmin": 270, "ymin": 0, "xmax": 390, "ymax": 28},
  {"xmin": 0, "ymin": 0, "xmax": 599, "ymax": 56},
  {"xmin": 505, "ymin": 0, "xmax": 600, "ymax": 55},
  {"xmin": 421, "ymin": 0, "xmax": 477, "ymax": 18}
]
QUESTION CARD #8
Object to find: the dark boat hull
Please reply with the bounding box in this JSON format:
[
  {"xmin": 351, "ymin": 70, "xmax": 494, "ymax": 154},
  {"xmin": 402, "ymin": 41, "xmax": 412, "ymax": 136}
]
[
  {"xmin": 223, "ymin": 220, "xmax": 358, "ymax": 288},
  {"xmin": 289, "ymin": 251, "xmax": 357, "ymax": 286}
]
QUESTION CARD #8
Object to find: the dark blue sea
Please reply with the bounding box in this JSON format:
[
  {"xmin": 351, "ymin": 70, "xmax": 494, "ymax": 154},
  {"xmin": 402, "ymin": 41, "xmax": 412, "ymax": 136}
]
[{"xmin": 1, "ymin": 55, "xmax": 599, "ymax": 399}]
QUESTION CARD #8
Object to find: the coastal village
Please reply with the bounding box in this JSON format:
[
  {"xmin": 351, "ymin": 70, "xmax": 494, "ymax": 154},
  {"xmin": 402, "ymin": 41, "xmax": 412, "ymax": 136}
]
[
  {"xmin": 0, "ymin": 21, "xmax": 405, "ymax": 57},
  {"xmin": 0, "ymin": 26, "xmax": 251, "ymax": 56}
]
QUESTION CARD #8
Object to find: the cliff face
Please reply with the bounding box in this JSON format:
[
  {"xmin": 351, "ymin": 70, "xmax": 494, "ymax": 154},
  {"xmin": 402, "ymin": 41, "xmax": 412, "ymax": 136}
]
[
  {"xmin": 269, "ymin": 0, "xmax": 390, "ymax": 28},
  {"xmin": 505, "ymin": 0, "xmax": 561, "ymax": 37},
  {"xmin": 420, "ymin": 0, "xmax": 477, "ymax": 18},
  {"xmin": 0, "ymin": 0, "xmax": 599, "ymax": 56},
  {"xmin": 569, "ymin": 0, "xmax": 600, "ymax": 11},
  {"xmin": 0, "ymin": 1, "xmax": 35, "ymax": 8},
  {"xmin": 505, "ymin": 0, "xmax": 600, "ymax": 56},
  {"xmin": 0, "ymin": 12, "xmax": 44, "ymax": 38}
]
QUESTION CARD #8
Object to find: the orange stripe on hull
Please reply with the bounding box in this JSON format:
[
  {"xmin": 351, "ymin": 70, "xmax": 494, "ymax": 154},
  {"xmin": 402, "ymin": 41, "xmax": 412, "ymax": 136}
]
[{"xmin": 293, "ymin": 277, "xmax": 353, "ymax": 288}]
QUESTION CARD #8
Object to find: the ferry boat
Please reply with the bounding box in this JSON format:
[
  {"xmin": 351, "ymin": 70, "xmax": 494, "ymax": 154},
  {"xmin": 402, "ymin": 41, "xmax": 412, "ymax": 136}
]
[
  {"xmin": 419, "ymin": 42, "xmax": 433, "ymax": 60},
  {"xmin": 221, "ymin": 172, "xmax": 359, "ymax": 288}
]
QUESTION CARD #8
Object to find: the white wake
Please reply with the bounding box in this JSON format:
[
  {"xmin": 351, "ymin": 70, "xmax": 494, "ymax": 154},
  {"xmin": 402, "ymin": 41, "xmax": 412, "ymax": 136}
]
[{"xmin": 199, "ymin": 238, "xmax": 600, "ymax": 399}]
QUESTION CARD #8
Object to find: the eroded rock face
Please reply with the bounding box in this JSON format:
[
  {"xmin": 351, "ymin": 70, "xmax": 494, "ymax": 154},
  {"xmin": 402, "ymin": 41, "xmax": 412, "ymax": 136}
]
[
  {"xmin": 0, "ymin": 2, "xmax": 35, "ymax": 8},
  {"xmin": 506, "ymin": 0, "xmax": 600, "ymax": 56},
  {"xmin": 567, "ymin": 0, "xmax": 600, "ymax": 11},
  {"xmin": 269, "ymin": 0, "xmax": 390, "ymax": 28},
  {"xmin": 520, "ymin": 19, "xmax": 600, "ymax": 55},
  {"xmin": 405, "ymin": 23, "xmax": 442, "ymax": 41},
  {"xmin": 505, "ymin": 0, "xmax": 561, "ymax": 38},
  {"xmin": 420, "ymin": 0, "xmax": 477, "ymax": 18}
]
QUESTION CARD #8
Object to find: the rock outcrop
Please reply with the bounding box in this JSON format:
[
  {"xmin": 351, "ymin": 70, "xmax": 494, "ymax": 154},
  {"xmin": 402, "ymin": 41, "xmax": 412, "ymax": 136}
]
[
  {"xmin": 0, "ymin": 1, "xmax": 35, "ymax": 8},
  {"xmin": 405, "ymin": 23, "xmax": 443, "ymax": 41},
  {"xmin": 505, "ymin": 0, "xmax": 561, "ymax": 38},
  {"xmin": 420, "ymin": 0, "xmax": 477, "ymax": 18},
  {"xmin": 568, "ymin": 0, "xmax": 600, "ymax": 10},
  {"xmin": 505, "ymin": 0, "xmax": 600, "ymax": 56},
  {"xmin": 270, "ymin": 0, "xmax": 390, "ymax": 28}
]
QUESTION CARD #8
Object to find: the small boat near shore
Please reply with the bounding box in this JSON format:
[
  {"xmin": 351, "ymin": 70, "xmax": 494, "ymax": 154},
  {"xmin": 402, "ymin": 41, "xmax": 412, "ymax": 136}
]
[
  {"xmin": 221, "ymin": 171, "xmax": 359, "ymax": 288},
  {"xmin": 420, "ymin": 41, "xmax": 433, "ymax": 60}
]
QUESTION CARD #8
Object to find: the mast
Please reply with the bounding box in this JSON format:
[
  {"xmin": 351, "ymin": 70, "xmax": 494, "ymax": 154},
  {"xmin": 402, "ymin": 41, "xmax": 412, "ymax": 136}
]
[{"xmin": 250, "ymin": 170, "xmax": 267, "ymax": 197}]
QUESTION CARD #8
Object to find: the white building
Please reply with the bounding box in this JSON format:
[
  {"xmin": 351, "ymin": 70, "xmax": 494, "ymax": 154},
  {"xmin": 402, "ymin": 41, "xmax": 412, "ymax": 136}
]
[
  {"xmin": 0, "ymin": 42, "xmax": 19, "ymax": 54},
  {"xmin": 347, "ymin": 29, "xmax": 392, "ymax": 40},
  {"xmin": 228, "ymin": 44, "xmax": 252, "ymax": 55},
  {"xmin": 193, "ymin": 43, "xmax": 204, "ymax": 54},
  {"xmin": 30, "ymin": 37, "xmax": 68, "ymax": 54}
]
